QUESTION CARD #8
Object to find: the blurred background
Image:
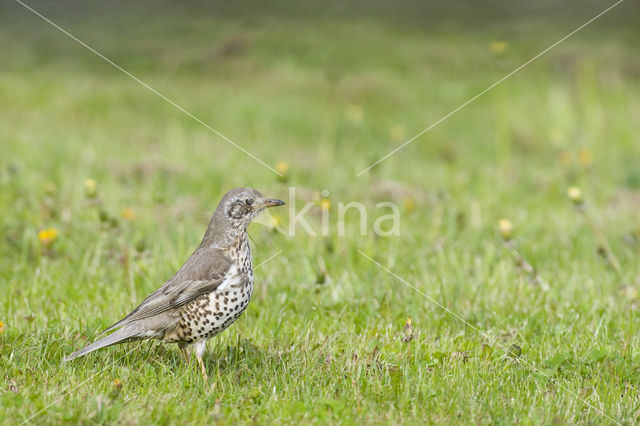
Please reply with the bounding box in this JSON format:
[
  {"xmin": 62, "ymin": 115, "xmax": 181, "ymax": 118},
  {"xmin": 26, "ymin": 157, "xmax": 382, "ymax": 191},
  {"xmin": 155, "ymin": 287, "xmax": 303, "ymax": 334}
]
[
  {"xmin": 2, "ymin": 0, "xmax": 640, "ymax": 312},
  {"xmin": 2, "ymin": 0, "xmax": 638, "ymax": 191},
  {"xmin": 2, "ymin": 0, "xmax": 640, "ymax": 336},
  {"xmin": 2, "ymin": 0, "xmax": 640, "ymax": 423}
]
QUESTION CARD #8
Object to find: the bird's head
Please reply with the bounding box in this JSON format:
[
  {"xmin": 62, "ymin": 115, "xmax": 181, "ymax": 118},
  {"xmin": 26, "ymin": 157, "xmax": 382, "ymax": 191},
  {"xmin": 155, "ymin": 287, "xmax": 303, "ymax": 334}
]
[
  {"xmin": 222, "ymin": 187, "xmax": 285, "ymax": 223},
  {"xmin": 206, "ymin": 188, "xmax": 285, "ymax": 245}
]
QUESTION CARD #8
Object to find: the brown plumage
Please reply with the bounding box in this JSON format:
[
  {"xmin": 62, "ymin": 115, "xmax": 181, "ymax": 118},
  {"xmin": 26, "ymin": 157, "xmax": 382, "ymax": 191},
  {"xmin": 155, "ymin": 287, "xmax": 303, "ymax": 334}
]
[{"xmin": 64, "ymin": 188, "xmax": 285, "ymax": 379}]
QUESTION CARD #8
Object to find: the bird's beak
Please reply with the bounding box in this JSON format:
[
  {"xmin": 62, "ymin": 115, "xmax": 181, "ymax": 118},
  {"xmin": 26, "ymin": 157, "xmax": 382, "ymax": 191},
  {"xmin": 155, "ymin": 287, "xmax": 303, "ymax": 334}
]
[{"xmin": 259, "ymin": 198, "xmax": 285, "ymax": 208}]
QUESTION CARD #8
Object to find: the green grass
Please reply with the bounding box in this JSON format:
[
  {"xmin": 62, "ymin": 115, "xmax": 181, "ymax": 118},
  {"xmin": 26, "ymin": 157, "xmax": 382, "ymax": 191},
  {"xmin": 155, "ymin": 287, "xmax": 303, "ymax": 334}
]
[{"xmin": 2, "ymin": 1, "xmax": 640, "ymax": 423}]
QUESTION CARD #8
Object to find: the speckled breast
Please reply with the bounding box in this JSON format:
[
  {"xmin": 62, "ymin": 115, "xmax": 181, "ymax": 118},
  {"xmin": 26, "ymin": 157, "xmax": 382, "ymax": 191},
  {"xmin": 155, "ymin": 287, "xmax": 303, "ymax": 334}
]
[{"xmin": 173, "ymin": 269, "xmax": 254, "ymax": 343}]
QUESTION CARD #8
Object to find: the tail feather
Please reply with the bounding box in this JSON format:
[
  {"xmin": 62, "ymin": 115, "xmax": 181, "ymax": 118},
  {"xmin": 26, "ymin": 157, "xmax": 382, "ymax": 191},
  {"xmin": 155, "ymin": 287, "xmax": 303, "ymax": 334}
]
[
  {"xmin": 96, "ymin": 320, "xmax": 124, "ymax": 337},
  {"xmin": 64, "ymin": 326, "xmax": 143, "ymax": 362}
]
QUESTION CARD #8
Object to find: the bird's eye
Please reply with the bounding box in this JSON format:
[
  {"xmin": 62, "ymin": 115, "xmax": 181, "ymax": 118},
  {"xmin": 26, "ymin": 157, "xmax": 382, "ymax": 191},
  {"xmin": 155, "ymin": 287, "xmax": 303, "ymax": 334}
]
[{"xmin": 245, "ymin": 198, "xmax": 254, "ymax": 206}]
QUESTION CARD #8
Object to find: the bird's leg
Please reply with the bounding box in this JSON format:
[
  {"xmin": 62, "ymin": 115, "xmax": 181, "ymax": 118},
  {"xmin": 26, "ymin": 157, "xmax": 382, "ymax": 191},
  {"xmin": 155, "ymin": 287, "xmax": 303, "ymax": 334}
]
[
  {"xmin": 179, "ymin": 342, "xmax": 190, "ymax": 364},
  {"xmin": 194, "ymin": 340, "xmax": 208, "ymax": 380},
  {"xmin": 197, "ymin": 355, "xmax": 208, "ymax": 380}
]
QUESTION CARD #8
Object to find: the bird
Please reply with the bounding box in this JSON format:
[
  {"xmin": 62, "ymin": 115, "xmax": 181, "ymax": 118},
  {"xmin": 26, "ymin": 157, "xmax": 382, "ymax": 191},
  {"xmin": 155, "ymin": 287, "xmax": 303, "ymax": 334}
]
[{"xmin": 64, "ymin": 187, "xmax": 285, "ymax": 379}]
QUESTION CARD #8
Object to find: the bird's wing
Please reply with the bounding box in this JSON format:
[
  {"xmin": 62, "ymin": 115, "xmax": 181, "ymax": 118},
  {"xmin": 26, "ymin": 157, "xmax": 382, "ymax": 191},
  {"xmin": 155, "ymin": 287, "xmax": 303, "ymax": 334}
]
[{"xmin": 100, "ymin": 247, "xmax": 233, "ymax": 334}]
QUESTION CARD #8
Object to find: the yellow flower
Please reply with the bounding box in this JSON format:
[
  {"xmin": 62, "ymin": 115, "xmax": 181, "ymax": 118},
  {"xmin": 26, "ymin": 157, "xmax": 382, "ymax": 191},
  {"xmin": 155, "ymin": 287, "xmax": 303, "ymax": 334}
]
[
  {"xmin": 402, "ymin": 318, "xmax": 414, "ymax": 343},
  {"xmin": 498, "ymin": 219, "xmax": 513, "ymax": 240},
  {"xmin": 404, "ymin": 318, "xmax": 412, "ymax": 330},
  {"xmin": 84, "ymin": 178, "xmax": 98, "ymax": 199},
  {"xmin": 320, "ymin": 198, "xmax": 331, "ymax": 211},
  {"xmin": 345, "ymin": 104, "xmax": 363, "ymax": 124},
  {"xmin": 269, "ymin": 214, "xmax": 281, "ymax": 229},
  {"xmin": 403, "ymin": 197, "xmax": 415, "ymax": 213},
  {"xmin": 110, "ymin": 378, "xmax": 123, "ymax": 399},
  {"xmin": 275, "ymin": 161, "xmax": 289, "ymax": 176},
  {"xmin": 122, "ymin": 207, "xmax": 136, "ymax": 221},
  {"xmin": 0, "ymin": 321, "xmax": 4, "ymax": 335},
  {"xmin": 38, "ymin": 228, "xmax": 58, "ymax": 245},
  {"xmin": 389, "ymin": 125, "xmax": 406, "ymax": 142},
  {"xmin": 490, "ymin": 41, "xmax": 507, "ymax": 54},
  {"xmin": 567, "ymin": 186, "xmax": 583, "ymax": 204},
  {"xmin": 578, "ymin": 149, "xmax": 593, "ymax": 168}
]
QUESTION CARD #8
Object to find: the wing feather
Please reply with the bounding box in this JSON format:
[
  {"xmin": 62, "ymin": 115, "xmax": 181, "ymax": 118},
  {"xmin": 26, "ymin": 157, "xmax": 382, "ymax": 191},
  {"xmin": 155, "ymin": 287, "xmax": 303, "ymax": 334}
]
[{"xmin": 100, "ymin": 247, "xmax": 232, "ymax": 334}]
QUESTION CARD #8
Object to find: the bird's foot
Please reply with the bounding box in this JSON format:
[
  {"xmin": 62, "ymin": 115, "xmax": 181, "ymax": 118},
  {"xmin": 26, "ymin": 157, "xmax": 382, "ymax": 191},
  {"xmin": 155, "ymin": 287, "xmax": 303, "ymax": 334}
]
[{"xmin": 196, "ymin": 354, "xmax": 208, "ymax": 380}]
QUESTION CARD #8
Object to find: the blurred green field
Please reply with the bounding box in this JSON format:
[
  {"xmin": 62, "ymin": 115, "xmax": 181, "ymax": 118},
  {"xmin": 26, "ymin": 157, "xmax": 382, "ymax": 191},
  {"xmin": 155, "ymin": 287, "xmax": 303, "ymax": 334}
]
[{"xmin": 1, "ymin": 0, "xmax": 640, "ymax": 424}]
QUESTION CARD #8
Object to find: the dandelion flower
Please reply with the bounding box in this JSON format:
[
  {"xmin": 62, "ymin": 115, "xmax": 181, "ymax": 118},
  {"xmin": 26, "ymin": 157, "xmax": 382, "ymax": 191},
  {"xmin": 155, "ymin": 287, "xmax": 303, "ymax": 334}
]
[
  {"xmin": 402, "ymin": 318, "xmax": 414, "ymax": 343},
  {"xmin": 84, "ymin": 178, "xmax": 98, "ymax": 199},
  {"xmin": 498, "ymin": 218, "xmax": 513, "ymax": 240},
  {"xmin": 578, "ymin": 149, "xmax": 593, "ymax": 168},
  {"xmin": 0, "ymin": 321, "xmax": 4, "ymax": 335},
  {"xmin": 403, "ymin": 197, "xmax": 415, "ymax": 213},
  {"xmin": 269, "ymin": 214, "xmax": 281, "ymax": 229},
  {"xmin": 38, "ymin": 228, "xmax": 58, "ymax": 245},
  {"xmin": 122, "ymin": 207, "xmax": 136, "ymax": 221},
  {"xmin": 320, "ymin": 198, "xmax": 331, "ymax": 211},
  {"xmin": 403, "ymin": 318, "xmax": 412, "ymax": 334},
  {"xmin": 567, "ymin": 186, "xmax": 583, "ymax": 204},
  {"xmin": 275, "ymin": 162, "xmax": 289, "ymax": 176},
  {"xmin": 275, "ymin": 161, "xmax": 289, "ymax": 182},
  {"xmin": 490, "ymin": 41, "xmax": 507, "ymax": 54},
  {"xmin": 110, "ymin": 378, "xmax": 123, "ymax": 399}
]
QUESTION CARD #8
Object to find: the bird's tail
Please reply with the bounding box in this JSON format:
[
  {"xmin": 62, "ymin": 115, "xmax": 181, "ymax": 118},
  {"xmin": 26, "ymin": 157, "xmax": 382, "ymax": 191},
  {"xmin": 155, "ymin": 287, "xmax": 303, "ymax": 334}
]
[{"xmin": 64, "ymin": 326, "xmax": 143, "ymax": 362}]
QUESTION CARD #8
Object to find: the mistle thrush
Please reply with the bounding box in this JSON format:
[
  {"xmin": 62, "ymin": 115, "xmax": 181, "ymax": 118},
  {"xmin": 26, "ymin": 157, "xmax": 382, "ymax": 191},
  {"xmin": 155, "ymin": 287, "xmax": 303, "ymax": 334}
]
[{"xmin": 64, "ymin": 188, "xmax": 285, "ymax": 379}]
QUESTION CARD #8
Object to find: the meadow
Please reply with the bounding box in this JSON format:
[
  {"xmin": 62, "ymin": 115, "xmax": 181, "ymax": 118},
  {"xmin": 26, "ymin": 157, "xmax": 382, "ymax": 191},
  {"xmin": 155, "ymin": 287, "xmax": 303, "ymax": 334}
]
[{"xmin": 1, "ymin": 0, "xmax": 640, "ymax": 423}]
